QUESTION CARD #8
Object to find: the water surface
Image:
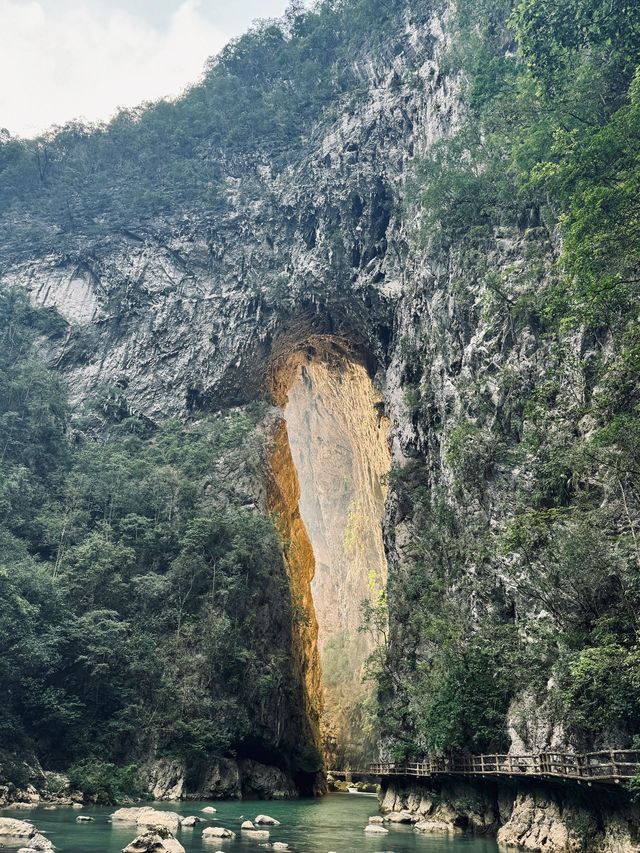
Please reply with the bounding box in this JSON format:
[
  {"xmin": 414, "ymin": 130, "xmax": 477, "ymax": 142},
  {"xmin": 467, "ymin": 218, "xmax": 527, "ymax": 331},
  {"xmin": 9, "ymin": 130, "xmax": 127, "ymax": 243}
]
[{"xmin": 2, "ymin": 792, "xmax": 499, "ymax": 853}]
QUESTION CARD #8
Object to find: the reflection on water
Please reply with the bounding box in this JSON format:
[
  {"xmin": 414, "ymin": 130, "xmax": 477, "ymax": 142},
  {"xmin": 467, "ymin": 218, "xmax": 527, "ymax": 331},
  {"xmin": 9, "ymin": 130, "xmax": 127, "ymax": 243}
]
[{"xmin": 2, "ymin": 793, "xmax": 500, "ymax": 853}]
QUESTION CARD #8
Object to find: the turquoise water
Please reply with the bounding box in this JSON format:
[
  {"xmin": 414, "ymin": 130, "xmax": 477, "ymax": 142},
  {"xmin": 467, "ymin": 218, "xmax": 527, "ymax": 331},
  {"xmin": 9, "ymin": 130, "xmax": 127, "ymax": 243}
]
[{"xmin": 2, "ymin": 793, "xmax": 499, "ymax": 853}]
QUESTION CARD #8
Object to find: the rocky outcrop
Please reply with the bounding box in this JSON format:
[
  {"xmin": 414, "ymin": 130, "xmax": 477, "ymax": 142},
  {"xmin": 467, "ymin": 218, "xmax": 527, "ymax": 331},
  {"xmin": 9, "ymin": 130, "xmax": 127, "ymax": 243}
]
[
  {"xmin": 0, "ymin": 817, "xmax": 36, "ymax": 838},
  {"xmin": 0, "ymin": 821, "xmax": 54, "ymax": 852},
  {"xmin": 0, "ymin": 754, "xmax": 78, "ymax": 808},
  {"xmin": 2, "ymin": 0, "xmax": 634, "ymax": 842},
  {"xmin": 381, "ymin": 778, "xmax": 640, "ymax": 853},
  {"xmin": 142, "ymin": 755, "xmax": 298, "ymax": 801}
]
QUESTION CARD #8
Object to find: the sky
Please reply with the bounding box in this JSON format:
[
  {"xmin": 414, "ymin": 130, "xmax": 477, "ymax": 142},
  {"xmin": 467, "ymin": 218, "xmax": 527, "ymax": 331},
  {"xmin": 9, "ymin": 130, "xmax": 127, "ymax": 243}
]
[{"xmin": 0, "ymin": 0, "xmax": 295, "ymax": 138}]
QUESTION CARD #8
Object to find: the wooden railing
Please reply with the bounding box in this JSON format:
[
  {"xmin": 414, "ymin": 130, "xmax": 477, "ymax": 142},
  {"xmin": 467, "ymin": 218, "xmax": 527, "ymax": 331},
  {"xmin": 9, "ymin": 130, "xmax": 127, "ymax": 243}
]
[{"xmin": 370, "ymin": 750, "xmax": 640, "ymax": 785}]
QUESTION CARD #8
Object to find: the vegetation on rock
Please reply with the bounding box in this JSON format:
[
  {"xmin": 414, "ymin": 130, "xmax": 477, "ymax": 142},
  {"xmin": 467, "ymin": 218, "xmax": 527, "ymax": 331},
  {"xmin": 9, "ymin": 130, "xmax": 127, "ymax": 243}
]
[
  {"xmin": 0, "ymin": 289, "xmax": 300, "ymax": 789},
  {"xmin": 377, "ymin": 0, "xmax": 640, "ymax": 758}
]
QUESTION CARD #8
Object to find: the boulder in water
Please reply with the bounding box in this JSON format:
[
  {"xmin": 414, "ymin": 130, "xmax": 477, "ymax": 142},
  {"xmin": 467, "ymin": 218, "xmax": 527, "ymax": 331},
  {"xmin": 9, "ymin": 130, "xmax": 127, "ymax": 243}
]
[
  {"xmin": 387, "ymin": 809, "xmax": 415, "ymax": 823},
  {"xmin": 112, "ymin": 808, "xmax": 145, "ymax": 823},
  {"xmin": 254, "ymin": 815, "xmax": 280, "ymax": 826},
  {"xmin": 137, "ymin": 810, "xmax": 181, "ymax": 833},
  {"xmin": 364, "ymin": 824, "xmax": 388, "ymax": 834},
  {"xmin": 26, "ymin": 833, "xmax": 54, "ymax": 850},
  {"xmin": 201, "ymin": 807, "xmax": 217, "ymax": 814},
  {"xmin": 0, "ymin": 817, "xmax": 35, "ymax": 838},
  {"xmin": 368, "ymin": 815, "xmax": 384, "ymax": 824},
  {"xmin": 240, "ymin": 820, "xmax": 256, "ymax": 830},
  {"xmin": 180, "ymin": 816, "xmax": 205, "ymax": 827},
  {"xmin": 202, "ymin": 827, "xmax": 235, "ymax": 840},
  {"xmin": 122, "ymin": 828, "xmax": 185, "ymax": 853},
  {"xmin": 76, "ymin": 816, "xmax": 94, "ymax": 822}
]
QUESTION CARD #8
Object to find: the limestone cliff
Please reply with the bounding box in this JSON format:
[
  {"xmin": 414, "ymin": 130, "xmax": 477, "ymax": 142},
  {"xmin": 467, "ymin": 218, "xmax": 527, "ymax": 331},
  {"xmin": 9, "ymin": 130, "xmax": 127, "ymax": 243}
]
[
  {"xmin": 1, "ymin": 0, "xmax": 638, "ymax": 840},
  {"xmin": 283, "ymin": 353, "xmax": 390, "ymax": 767},
  {"xmin": 380, "ymin": 778, "xmax": 640, "ymax": 853}
]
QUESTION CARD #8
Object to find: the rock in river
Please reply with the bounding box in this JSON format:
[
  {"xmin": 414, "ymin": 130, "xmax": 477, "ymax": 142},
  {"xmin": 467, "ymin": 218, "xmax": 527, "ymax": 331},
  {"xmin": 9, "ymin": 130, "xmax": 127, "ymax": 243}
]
[
  {"xmin": 202, "ymin": 827, "xmax": 236, "ymax": 840},
  {"xmin": 122, "ymin": 829, "xmax": 185, "ymax": 853},
  {"xmin": 180, "ymin": 816, "xmax": 205, "ymax": 827},
  {"xmin": 137, "ymin": 811, "xmax": 181, "ymax": 833},
  {"xmin": 25, "ymin": 833, "xmax": 54, "ymax": 850},
  {"xmin": 112, "ymin": 808, "xmax": 145, "ymax": 823},
  {"xmin": 255, "ymin": 815, "xmax": 280, "ymax": 826},
  {"xmin": 0, "ymin": 817, "xmax": 35, "ymax": 838},
  {"xmin": 387, "ymin": 809, "xmax": 417, "ymax": 823}
]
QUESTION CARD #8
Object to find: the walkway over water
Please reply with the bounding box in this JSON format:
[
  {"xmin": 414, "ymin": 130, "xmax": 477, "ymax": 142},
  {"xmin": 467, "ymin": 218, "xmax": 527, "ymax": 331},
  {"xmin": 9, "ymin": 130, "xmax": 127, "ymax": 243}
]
[{"xmin": 367, "ymin": 751, "xmax": 640, "ymax": 786}]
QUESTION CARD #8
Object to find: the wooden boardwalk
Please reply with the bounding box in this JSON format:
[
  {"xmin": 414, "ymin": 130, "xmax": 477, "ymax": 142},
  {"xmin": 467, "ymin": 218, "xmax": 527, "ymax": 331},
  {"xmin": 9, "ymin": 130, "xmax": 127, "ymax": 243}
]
[{"xmin": 369, "ymin": 751, "xmax": 640, "ymax": 786}]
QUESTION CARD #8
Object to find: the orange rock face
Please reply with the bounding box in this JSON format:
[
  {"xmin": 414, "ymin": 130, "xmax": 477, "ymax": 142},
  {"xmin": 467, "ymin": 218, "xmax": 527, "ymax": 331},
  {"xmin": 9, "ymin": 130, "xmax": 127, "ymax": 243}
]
[
  {"xmin": 266, "ymin": 417, "xmax": 324, "ymax": 765},
  {"xmin": 266, "ymin": 343, "xmax": 390, "ymax": 771}
]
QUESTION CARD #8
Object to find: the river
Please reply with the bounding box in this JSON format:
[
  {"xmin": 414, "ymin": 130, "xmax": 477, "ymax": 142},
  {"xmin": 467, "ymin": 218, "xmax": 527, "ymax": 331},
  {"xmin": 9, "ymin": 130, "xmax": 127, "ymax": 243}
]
[{"xmin": 2, "ymin": 793, "xmax": 500, "ymax": 853}]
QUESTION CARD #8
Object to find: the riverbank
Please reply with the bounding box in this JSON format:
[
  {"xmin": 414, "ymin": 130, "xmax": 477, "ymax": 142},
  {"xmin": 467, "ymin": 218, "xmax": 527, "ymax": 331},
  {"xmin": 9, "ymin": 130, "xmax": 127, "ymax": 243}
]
[
  {"xmin": 380, "ymin": 777, "xmax": 640, "ymax": 853},
  {"xmin": 0, "ymin": 754, "xmax": 301, "ymax": 809}
]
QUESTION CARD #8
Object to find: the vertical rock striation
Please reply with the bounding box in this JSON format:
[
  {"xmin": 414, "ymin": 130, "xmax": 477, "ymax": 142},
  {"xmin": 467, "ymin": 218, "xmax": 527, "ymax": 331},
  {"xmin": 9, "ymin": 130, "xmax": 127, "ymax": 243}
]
[{"xmin": 284, "ymin": 353, "xmax": 391, "ymax": 766}]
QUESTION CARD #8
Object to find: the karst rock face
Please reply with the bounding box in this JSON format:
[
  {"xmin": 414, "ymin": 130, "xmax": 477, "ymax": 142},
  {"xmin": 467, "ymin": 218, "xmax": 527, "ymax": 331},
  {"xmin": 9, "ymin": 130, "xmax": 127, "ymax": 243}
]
[
  {"xmin": 4, "ymin": 10, "xmax": 458, "ymax": 420},
  {"xmin": 3, "ymin": 2, "xmax": 582, "ymax": 780}
]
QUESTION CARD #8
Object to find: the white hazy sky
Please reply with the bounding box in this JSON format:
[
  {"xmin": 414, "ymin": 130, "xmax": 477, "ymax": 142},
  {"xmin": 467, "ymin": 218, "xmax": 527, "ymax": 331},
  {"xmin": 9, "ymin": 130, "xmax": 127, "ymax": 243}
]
[{"xmin": 0, "ymin": 0, "xmax": 296, "ymax": 138}]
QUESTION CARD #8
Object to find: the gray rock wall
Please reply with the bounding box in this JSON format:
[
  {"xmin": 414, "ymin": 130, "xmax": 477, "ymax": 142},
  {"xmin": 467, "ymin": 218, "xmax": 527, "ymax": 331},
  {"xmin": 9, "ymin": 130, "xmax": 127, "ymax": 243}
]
[{"xmin": 381, "ymin": 778, "xmax": 640, "ymax": 853}]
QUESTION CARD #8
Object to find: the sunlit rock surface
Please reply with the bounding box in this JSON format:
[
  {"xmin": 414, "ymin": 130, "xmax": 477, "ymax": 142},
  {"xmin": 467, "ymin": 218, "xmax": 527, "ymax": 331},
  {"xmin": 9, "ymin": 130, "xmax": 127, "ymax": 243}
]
[{"xmin": 284, "ymin": 354, "xmax": 390, "ymax": 766}]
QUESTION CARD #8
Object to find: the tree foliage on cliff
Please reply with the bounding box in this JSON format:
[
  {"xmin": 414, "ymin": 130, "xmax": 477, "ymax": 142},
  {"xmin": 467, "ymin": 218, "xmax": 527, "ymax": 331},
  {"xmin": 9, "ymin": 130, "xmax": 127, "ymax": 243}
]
[
  {"xmin": 384, "ymin": 0, "xmax": 640, "ymax": 758},
  {"xmin": 0, "ymin": 290, "xmax": 297, "ymax": 780},
  {"xmin": 0, "ymin": 0, "xmax": 413, "ymax": 265}
]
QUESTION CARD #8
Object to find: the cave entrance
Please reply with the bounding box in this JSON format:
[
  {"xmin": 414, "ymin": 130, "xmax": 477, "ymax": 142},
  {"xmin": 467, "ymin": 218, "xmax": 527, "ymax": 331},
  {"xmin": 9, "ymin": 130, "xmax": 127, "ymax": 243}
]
[{"xmin": 268, "ymin": 339, "xmax": 391, "ymax": 775}]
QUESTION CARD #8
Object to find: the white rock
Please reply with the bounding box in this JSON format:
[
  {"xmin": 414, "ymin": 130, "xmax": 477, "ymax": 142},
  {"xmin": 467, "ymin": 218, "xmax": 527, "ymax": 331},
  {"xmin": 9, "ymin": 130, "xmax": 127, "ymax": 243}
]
[
  {"xmin": 201, "ymin": 806, "xmax": 217, "ymax": 814},
  {"xmin": 202, "ymin": 826, "xmax": 236, "ymax": 839},
  {"xmin": 273, "ymin": 844, "xmax": 289, "ymax": 850},
  {"xmin": 122, "ymin": 830, "xmax": 185, "ymax": 853},
  {"xmin": 364, "ymin": 824, "xmax": 389, "ymax": 834},
  {"xmin": 0, "ymin": 817, "xmax": 35, "ymax": 837},
  {"xmin": 76, "ymin": 816, "xmax": 94, "ymax": 822},
  {"xmin": 368, "ymin": 815, "xmax": 384, "ymax": 824},
  {"xmin": 241, "ymin": 820, "xmax": 256, "ymax": 830},
  {"xmin": 387, "ymin": 810, "xmax": 414, "ymax": 823},
  {"xmin": 27, "ymin": 833, "xmax": 54, "ymax": 850},
  {"xmin": 180, "ymin": 816, "xmax": 205, "ymax": 827},
  {"xmin": 415, "ymin": 818, "xmax": 456, "ymax": 833},
  {"xmin": 136, "ymin": 809, "xmax": 181, "ymax": 832},
  {"xmin": 255, "ymin": 814, "xmax": 281, "ymax": 826},
  {"xmin": 112, "ymin": 808, "xmax": 145, "ymax": 823}
]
